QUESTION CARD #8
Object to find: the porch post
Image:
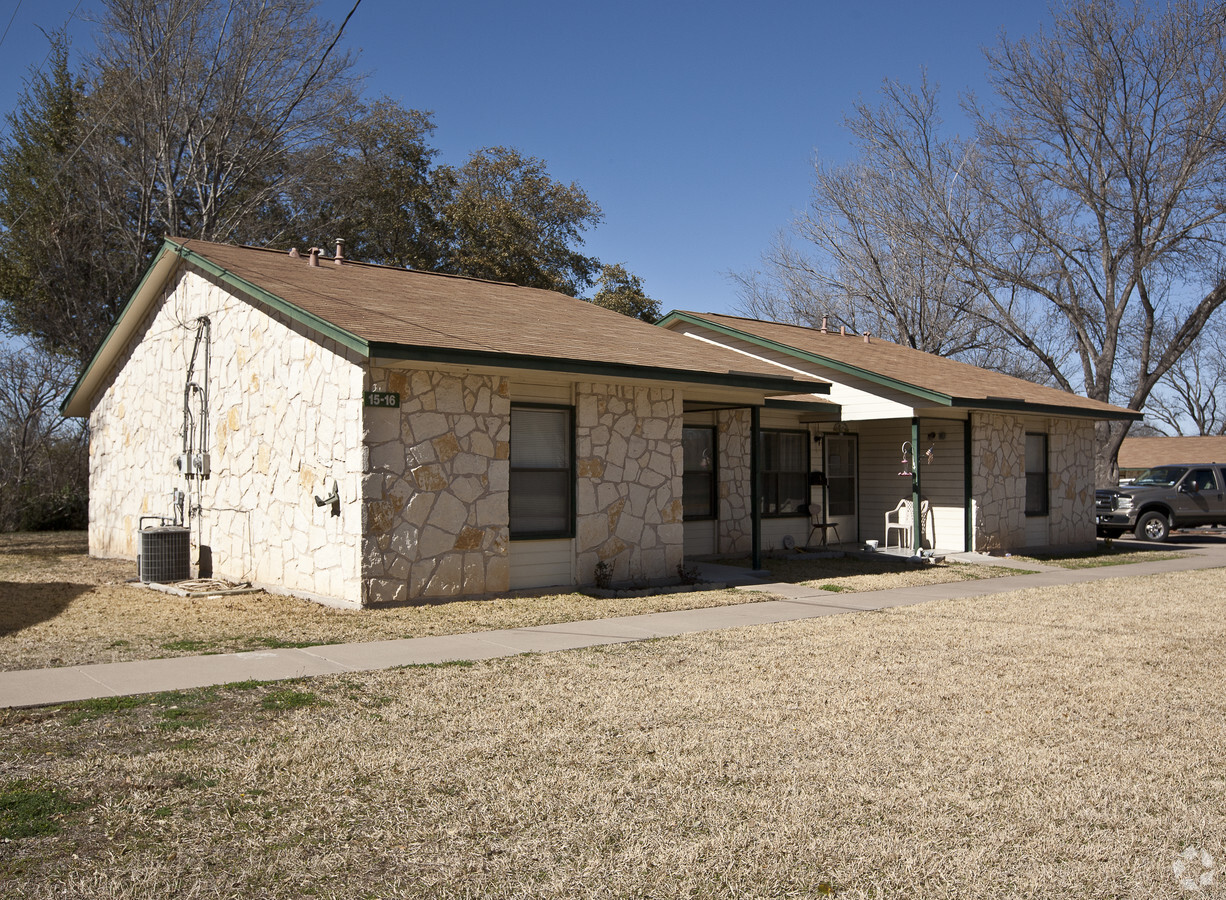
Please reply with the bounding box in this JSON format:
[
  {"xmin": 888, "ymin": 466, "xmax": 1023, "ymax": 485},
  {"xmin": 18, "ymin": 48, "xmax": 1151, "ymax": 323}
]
[
  {"xmin": 963, "ymin": 416, "xmax": 974, "ymax": 552},
  {"xmin": 751, "ymin": 405, "xmax": 762, "ymax": 570},
  {"xmin": 912, "ymin": 416, "xmax": 922, "ymax": 554}
]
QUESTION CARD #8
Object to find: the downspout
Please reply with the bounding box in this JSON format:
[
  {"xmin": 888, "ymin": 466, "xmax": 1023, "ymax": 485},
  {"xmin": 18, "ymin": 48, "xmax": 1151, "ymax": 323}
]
[
  {"xmin": 912, "ymin": 417, "xmax": 922, "ymax": 554},
  {"xmin": 963, "ymin": 416, "xmax": 973, "ymax": 552},
  {"xmin": 751, "ymin": 405, "xmax": 762, "ymax": 571}
]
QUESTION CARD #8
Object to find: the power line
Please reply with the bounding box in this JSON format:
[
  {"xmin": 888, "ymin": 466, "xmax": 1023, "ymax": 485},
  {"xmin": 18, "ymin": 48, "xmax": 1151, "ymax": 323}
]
[
  {"xmin": 3, "ymin": 0, "xmax": 364, "ymax": 239},
  {"xmin": 0, "ymin": 1, "xmax": 23, "ymax": 55}
]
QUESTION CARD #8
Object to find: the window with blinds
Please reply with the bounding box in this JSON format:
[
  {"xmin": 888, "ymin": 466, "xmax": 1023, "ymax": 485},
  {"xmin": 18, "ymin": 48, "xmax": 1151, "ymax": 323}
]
[
  {"xmin": 1025, "ymin": 432, "xmax": 1049, "ymax": 517},
  {"xmin": 683, "ymin": 426, "xmax": 716, "ymax": 520},
  {"xmin": 761, "ymin": 429, "xmax": 809, "ymax": 516},
  {"xmin": 510, "ymin": 405, "xmax": 574, "ymax": 538}
]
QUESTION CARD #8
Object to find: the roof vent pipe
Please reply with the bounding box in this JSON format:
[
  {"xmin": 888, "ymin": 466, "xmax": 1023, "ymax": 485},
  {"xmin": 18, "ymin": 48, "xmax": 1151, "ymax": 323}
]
[
  {"xmin": 288, "ymin": 247, "xmax": 300, "ymax": 258},
  {"xmin": 309, "ymin": 247, "xmax": 322, "ymax": 267},
  {"xmin": 864, "ymin": 332, "xmax": 871, "ymax": 344},
  {"xmin": 820, "ymin": 316, "xmax": 828, "ymax": 333},
  {"xmin": 840, "ymin": 325, "xmax": 846, "ymax": 336},
  {"xmin": 334, "ymin": 238, "xmax": 345, "ymax": 265}
]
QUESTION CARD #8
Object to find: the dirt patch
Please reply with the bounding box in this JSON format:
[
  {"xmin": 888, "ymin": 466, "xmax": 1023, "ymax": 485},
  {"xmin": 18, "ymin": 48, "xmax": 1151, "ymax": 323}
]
[
  {"xmin": 720, "ymin": 553, "xmax": 1024, "ymax": 591},
  {"xmin": 2, "ymin": 567, "xmax": 1223, "ymax": 897}
]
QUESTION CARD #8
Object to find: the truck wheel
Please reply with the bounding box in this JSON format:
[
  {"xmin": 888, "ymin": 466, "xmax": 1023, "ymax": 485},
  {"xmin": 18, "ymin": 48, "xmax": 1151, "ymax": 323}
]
[{"xmin": 1136, "ymin": 511, "xmax": 1170, "ymax": 542}]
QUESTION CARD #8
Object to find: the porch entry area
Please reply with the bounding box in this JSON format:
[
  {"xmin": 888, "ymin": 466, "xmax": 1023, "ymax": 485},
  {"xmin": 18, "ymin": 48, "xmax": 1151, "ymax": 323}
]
[{"xmin": 855, "ymin": 418, "xmax": 967, "ymax": 553}]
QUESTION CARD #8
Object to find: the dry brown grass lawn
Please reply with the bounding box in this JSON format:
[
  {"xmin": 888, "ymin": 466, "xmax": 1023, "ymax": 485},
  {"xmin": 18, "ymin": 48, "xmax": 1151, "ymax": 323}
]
[
  {"xmin": 2, "ymin": 533, "xmax": 1018, "ymax": 671},
  {"xmin": 3, "ymin": 566, "xmax": 1224, "ymax": 898}
]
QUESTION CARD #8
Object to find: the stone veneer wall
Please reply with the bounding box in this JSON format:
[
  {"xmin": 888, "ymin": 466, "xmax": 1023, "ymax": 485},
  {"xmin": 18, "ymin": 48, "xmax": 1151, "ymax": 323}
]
[
  {"xmin": 88, "ymin": 265, "xmax": 366, "ymax": 604},
  {"xmin": 717, "ymin": 408, "xmax": 752, "ymax": 554},
  {"xmin": 1044, "ymin": 416, "xmax": 1096, "ymax": 548},
  {"xmin": 362, "ymin": 368, "xmax": 510, "ymax": 604},
  {"xmin": 970, "ymin": 412, "xmax": 1095, "ymax": 552},
  {"xmin": 574, "ymin": 383, "xmax": 684, "ymax": 584}
]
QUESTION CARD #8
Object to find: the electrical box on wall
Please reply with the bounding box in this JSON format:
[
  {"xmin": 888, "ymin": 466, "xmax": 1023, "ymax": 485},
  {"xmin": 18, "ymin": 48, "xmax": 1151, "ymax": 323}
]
[{"xmin": 175, "ymin": 452, "xmax": 211, "ymax": 478}]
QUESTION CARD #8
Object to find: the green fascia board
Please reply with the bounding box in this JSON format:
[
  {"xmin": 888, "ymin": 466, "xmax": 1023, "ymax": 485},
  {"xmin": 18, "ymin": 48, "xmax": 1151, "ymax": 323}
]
[
  {"xmin": 61, "ymin": 242, "xmax": 176, "ymax": 414},
  {"xmin": 657, "ymin": 311, "xmax": 954, "ymax": 406},
  {"xmin": 62, "ymin": 247, "xmax": 827, "ymax": 417},
  {"xmin": 171, "ymin": 242, "xmax": 369, "ymax": 356},
  {"xmin": 60, "ymin": 238, "xmax": 371, "ymax": 416},
  {"xmin": 368, "ymin": 341, "xmax": 828, "ymax": 394},
  {"xmin": 947, "ymin": 396, "xmax": 1143, "ymax": 421}
]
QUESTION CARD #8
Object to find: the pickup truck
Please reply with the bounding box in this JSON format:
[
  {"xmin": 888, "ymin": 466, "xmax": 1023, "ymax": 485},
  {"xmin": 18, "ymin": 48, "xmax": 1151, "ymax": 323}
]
[{"xmin": 1096, "ymin": 464, "xmax": 1226, "ymax": 542}]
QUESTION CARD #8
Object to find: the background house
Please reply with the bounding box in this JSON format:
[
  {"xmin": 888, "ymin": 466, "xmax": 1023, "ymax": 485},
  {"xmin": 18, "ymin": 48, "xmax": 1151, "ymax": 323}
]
[
  {"xmin": 62, "ymin": 239, "xmax": 821, "ymax": 607},
  {"xmin": 1117, "ymin": 436, "xmax": 1226, "ymax": 482},
  {"xmin": 658, "ymin": 312, "xmax": 1139, "ymax": 555}
]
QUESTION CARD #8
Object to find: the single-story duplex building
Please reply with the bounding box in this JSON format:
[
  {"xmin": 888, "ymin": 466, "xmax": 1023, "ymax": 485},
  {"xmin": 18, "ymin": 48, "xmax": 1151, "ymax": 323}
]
[{"xmin": 63, "ymin": 239, "xmax": 1137, "ymax": 607}]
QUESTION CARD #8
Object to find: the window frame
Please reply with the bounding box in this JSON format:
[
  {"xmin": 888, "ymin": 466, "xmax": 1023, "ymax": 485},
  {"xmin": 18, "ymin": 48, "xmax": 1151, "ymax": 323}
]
[
  {"xmin": 1024, "ymin": 432, "xmax": 1049, "ymax": 518},
  {"xmin": 760, "ymin": 428, "xmax": 810, "ymax": 518},
  {"xmin": 682, "ymin": 425, "xmax": 718, "ymax": 521},
  {"xmin": 509, "ymin": 403, "xmax": 575, "ymax": 540}
]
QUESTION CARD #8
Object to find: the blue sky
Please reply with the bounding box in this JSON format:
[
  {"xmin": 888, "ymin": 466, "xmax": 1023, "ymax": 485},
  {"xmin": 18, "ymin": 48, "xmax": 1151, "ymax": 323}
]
[{"xmin": 0, "ymin": 0, "xmax": 1057, "ymax": 315}]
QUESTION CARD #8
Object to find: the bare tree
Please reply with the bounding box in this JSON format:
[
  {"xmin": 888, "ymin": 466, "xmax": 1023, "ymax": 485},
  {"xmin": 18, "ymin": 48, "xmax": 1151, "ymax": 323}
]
[
  {"xmin": 950, "ymin": 0, "xmax": 1226, "ymax": 479},
  {"xmin": 736, "ymin": 78, "xmax": 1000, "ymax": 361},
  {"xmin": 744, "ymin": 0, "xmax": 1226, "ymax": 482},
  {"xmin": 0, "ymin": 339, "xmax": 88, "ymax": 531},
  {"xmin": 1145, "ymin": 315, "xmax": 1226, "ymax": 435},
  {"xmin": 90, "ymin": 0, "xmax": 360, "ymax": 250}
]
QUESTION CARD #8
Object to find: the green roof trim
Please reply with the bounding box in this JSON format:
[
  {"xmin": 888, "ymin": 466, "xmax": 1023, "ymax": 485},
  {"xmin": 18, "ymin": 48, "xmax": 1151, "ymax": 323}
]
[
  {"xmin": 657, "ymin": 311, "xmax": 953, "ymax": 406},
  {"xmin": 367, "ymin": 341, "xmax": 825, "ymax": 393},
  {"xmin": 61, "ymin": 241, "xmax": 825, "ymax": 417},
  {"xmin": 61, "ymin": 242, "xmax": 177, "ymax": 415},
  {"xmin": 950, "ymin": 396, "xmax": 1142, "ymax": 420}
]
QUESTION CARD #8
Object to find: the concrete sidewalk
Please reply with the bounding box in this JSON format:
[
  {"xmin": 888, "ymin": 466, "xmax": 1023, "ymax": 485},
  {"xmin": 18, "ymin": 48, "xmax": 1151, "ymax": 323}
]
[{"xmin": 3, "ymin": 541, "xmax": 1224, "ymax": 709}]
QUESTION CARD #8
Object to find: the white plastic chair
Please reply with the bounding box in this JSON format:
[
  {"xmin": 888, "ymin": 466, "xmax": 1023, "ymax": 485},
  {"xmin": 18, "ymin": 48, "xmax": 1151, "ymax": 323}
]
[
  {"xmin": 885, "ymin": 499, "xmax": 935, "ymax": 551},
  {"xmin": 884, "ymin": 499, "xmax": 913, "ymax": 550}
]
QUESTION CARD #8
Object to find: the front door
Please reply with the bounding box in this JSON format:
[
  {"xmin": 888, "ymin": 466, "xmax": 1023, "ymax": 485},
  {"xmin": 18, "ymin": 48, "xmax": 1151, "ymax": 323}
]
[{"xmin": 825, "ymin": 434, "xmax": 858, "ymax": 542}]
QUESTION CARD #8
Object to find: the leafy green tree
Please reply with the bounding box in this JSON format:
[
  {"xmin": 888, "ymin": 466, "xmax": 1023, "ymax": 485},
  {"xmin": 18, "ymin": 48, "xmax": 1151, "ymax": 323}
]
[
  {"xmin": 436, "ymin": 146, "xmax": 602, "ymax": 295},
  {"xmin": 289, "ymin": 99, "xmax": 444, "ymax": 270},
  {"xmin": 0, "ymin": 36, "xmax": 135, "ymax": 360},
  {"xmin": 589, "ymin": 263, "xmax": 660, "ymax": 323}
]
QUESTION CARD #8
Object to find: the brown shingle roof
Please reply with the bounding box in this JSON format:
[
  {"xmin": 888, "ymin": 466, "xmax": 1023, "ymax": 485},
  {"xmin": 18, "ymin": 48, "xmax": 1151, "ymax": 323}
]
[
  {"xmin": 173, "ymin": 240, "xmax": 820, "ymax": 388},
  {"xmin": 1118, "ymin": 436, "xmax": 1226, "ymax": 469},
  {"xmin": 671, "ymin": 311, "xmax": 1138, "ymax": 419}
]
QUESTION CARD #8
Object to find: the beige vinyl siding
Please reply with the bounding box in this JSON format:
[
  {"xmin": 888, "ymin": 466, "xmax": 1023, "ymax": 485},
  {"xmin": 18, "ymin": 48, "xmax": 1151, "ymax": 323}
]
[
  {"xmin": 508, "ymin": 381, "xmax": 574, "ymax": 589},
  {"xmin": 510, "ymin": 381, "xmax": 572, "ymax": 404},
  {"xmin": 917, "ymin": 418, "xmax": 967, "ymax": 551},
  {"xmin": 759, "ymin": 409, "xmax": 810, "ymax": 430},
  {"xmin": 1025, "ymin": 513, "xmax": 1050, "ymax": 547},
  {"xmin": 509, "ymin": 539, "xmax": 575, "ymax": 590},
  {"xmin": 857, "ymin": 422, "xmax": 909, "ymax": 546},
  {"xmin": 762, "ymin": 517, "xmax": 810, "ymax": 551},
  {"xmin": 669, "ymin": 325, "xmax": 915, "ymax": 419},
  {"xmin": 684, "ymin": 520, "xmax": 717, "ymax": 556},
  {"xmin": 852, "ymin": 418, "xmax": 966, "ymax": 551}
]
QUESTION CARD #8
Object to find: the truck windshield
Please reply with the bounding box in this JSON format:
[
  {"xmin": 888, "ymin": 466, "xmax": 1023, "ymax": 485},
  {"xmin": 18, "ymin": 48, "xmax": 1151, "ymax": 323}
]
[{"xmin": 1133, "ymin": 466, "xmax": 1187, "ymax": 486}]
